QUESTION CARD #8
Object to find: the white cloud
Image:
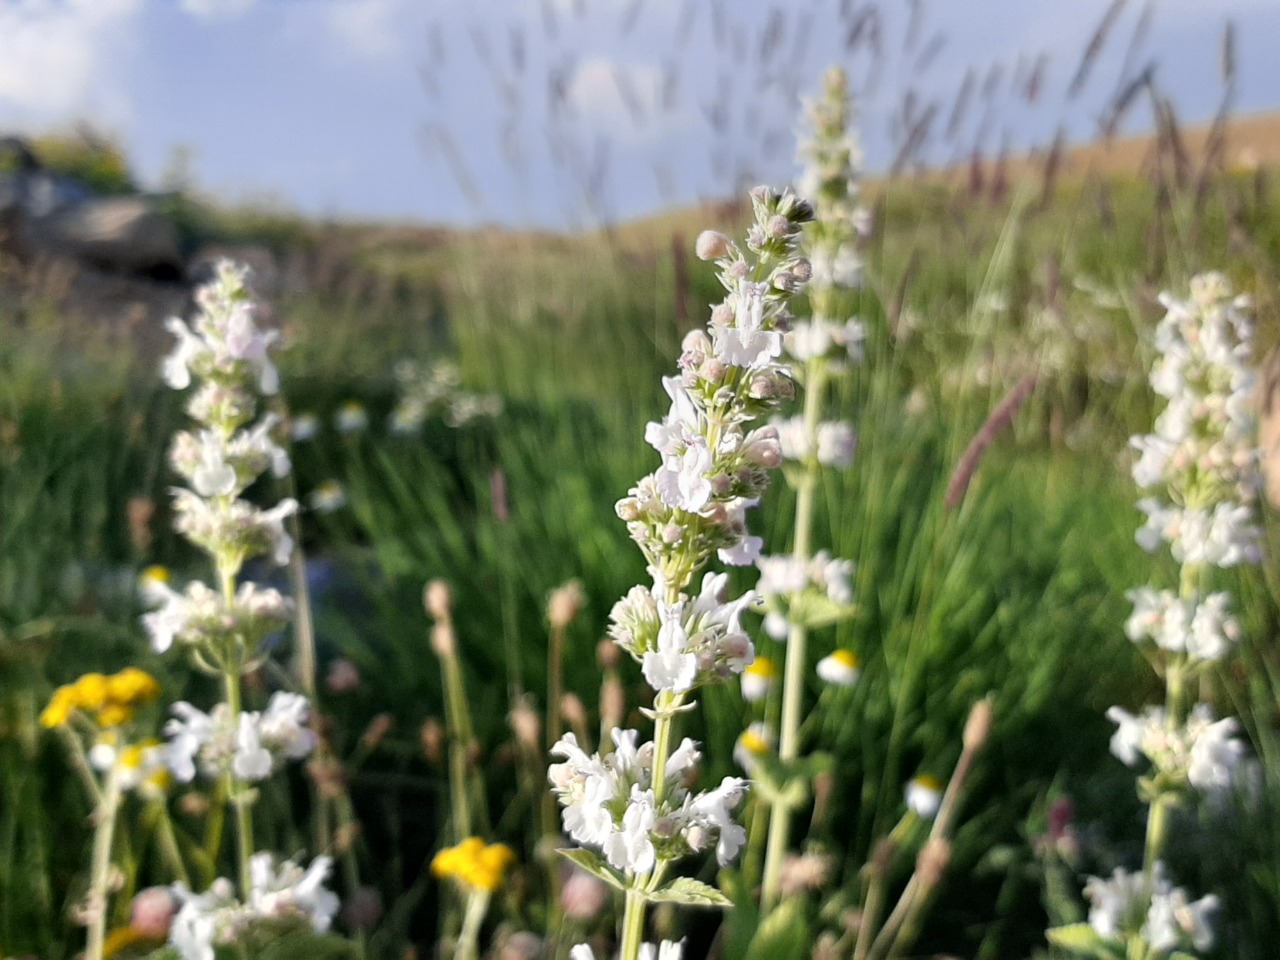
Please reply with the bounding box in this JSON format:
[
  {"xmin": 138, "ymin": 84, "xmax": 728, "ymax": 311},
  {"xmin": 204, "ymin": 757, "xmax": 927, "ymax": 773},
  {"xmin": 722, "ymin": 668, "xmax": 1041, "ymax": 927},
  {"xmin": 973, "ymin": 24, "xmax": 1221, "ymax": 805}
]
[
  {"xmin": 566, "ymin": 57, "xmax": 684, "ymax": 143},
  {"xmin": 180, "ymin": 0, "xmax": 257, "ymax": 21},
  {"xmin": 320, "ymin": 0, "xmax": 420, "ymax": 61},
  {"xmin": 0, "ymin": 0, "xmax": 142, "ymax": 126}
]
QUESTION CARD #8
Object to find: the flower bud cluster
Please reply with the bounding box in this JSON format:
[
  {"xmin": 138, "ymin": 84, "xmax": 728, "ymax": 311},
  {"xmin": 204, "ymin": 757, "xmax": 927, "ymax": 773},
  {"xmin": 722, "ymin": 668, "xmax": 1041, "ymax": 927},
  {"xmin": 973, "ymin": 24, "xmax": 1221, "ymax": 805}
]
[
  {"xmin": 1084, "ymin": 863, "xmax": 1218, "ymax": 955},
  {"xmin": 143, "ymin": 579, "xmax": 292, "ymax": 658},
  {"xmin": 753, "ymin": 551, "xmax": 855, "ymax": 641},
  {"xmin": 789, "ymin": 66, "xmax": 871, "ymax": 373},
  {"xmin": 169, "ymin": 854, "xmax": 339, "ymax": 958},
  {"xmin": 1132, "ymin": 272, "xmax": 1262, "ymax": 565},
  {"xmin": 618, "ymin": 187, "xmax": 812, "ymax": 583},
  {"xmin": 1106, "ymin": 704, "xmax": 1247, "ymax": 797},
  {"xmin": 150, "ymin": 261, "xmax": 298, "ymax": 670},
  {"xmin": 389, "ymin": 359, "xmax": 503, "ymax": 433},
  {"xmin": 164, "ymin": 692, "xmax": 317, "ymax": 784},
  {"xmin": 549, "ymin": 730, "xmax": 748, "ymax": 873},
  {"xmin": 1124, "ymin": 587, "xmax": 1239, "ymax": 662},
  {"xmin": 772, "ymin": 415, "xmax": 857, "ymax": 468},
  {"xmin": 607, "ymin": 572, "xmax": 756, "ymax": 694}
]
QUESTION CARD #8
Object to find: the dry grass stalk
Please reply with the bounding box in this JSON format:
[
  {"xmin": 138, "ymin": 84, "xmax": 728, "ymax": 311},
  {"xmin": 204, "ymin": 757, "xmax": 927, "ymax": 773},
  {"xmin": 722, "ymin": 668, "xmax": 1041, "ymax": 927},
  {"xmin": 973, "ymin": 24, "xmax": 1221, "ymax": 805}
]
[{"xmin": 945, "ymin": 374, "xmax": 1038, "ymax": 509}]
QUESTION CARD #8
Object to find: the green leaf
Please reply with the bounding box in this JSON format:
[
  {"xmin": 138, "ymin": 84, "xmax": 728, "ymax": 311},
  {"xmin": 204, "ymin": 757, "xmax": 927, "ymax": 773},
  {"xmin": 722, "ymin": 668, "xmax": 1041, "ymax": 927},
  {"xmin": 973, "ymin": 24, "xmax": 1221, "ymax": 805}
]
[
  {"xmin": 557, "ymin": 848, "xmax": 628, "ymax": 892},
  {"xmin": 1045, "ymin": 923, "xmax": 1120, "ymax": 959},
  {"xmin": 647, "ymin": 877, "xmax": 732, "ymax": 908},
  {"xmin": 744, "ymin": 898, "xmax": 810, "ymax": 960}
]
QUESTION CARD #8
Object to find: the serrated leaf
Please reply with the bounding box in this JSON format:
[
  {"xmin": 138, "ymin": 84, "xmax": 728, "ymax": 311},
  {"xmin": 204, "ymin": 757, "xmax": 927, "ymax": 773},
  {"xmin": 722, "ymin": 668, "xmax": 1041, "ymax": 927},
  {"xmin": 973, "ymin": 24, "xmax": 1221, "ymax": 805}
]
[
  {"xmin": 648, "ymin": 877, "xmax": 732, "ymax": 908},
  {"xmin": 557, "ymin": 848, "xmax": 628, "ymax": 892},
  {"xmin": 1045, "ymin": 923, "xmax": 1119, "ymax": 959},
  {"xmin": 744, "ymin": 898, "xmax": 810, "ymax": 960}
]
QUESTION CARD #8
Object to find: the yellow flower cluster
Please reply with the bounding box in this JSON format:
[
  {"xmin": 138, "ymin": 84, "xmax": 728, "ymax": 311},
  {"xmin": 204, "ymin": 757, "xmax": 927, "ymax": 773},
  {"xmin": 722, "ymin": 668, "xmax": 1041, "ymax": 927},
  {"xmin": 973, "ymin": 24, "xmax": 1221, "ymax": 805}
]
[
  {"xmin": 431, "ymin": 837, "xmax": 516, "ymax": 893},
  {"xmin": 40, "ymin": 668, "xmax": 162, "ymax": 729}
]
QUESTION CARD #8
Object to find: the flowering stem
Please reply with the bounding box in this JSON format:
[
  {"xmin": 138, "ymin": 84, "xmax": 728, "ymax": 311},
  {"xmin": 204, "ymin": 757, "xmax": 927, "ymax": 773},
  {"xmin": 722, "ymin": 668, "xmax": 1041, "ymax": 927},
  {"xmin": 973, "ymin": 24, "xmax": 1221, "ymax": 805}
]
[
  {"xmin": 454, "ymin": 888, "xmax": 490, "ymax": 960},
  {"xmin": 761, "ymin": 360, "xmax": 826, "ymax": 911},
  {"xmin": 619, "ymin": 888, "xmax": 648, "ymax": 960},
  {"xmin": 222, "ymin": 668, "xmax": 255, "ymax": 898},
  {"xmin": 85, "ymin": 762, "xmax": 121, "ymax": 960}
]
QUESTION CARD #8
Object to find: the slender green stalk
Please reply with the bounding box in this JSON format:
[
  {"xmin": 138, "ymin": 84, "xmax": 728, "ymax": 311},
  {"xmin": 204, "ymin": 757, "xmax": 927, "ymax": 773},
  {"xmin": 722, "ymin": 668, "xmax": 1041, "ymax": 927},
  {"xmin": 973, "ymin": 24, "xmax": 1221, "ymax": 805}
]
[
  {"xmin": 761, "ymin": 360, "xmax": 826, "ymax": 910},
  {"xmin": 84, "ymin": 763, "xmax": 121, "ymax": 960},
  {"xmin": 222, "ymin": 669, "xmax": 255, "ymax": 898},
  {"xmin": 454, "ymin": 889, "xmax": 491, "ymax": 960},
  {"xmin": 619, "ymin": 888, "xmax": 648, "ymax": 960}
]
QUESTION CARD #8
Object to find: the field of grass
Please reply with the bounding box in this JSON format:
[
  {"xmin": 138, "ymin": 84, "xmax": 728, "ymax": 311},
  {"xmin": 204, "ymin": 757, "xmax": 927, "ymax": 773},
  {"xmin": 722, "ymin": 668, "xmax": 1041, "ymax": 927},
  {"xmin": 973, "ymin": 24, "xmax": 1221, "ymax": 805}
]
[{"xmin": 2, "ymin": 113, "xmax": 1280, "ymax": 960}]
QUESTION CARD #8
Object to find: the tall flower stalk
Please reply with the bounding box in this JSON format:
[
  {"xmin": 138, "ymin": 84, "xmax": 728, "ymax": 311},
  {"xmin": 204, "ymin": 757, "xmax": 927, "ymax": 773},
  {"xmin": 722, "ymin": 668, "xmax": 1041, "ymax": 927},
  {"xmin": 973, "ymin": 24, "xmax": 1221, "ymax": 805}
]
[
  {"xmin": 757, "ymin": 65, "xmax": 867, "ymax": 911},
  {"xmin": 1049, "ymin": 273, "xmax": 1258, "ymax": 959},
  {"xmin": 144, "ymin": 262, "xmax": 336, "ymax": 957},
  {"xmin": 549, "ymin": 187, "xmax": 813, "ymax": 960}
]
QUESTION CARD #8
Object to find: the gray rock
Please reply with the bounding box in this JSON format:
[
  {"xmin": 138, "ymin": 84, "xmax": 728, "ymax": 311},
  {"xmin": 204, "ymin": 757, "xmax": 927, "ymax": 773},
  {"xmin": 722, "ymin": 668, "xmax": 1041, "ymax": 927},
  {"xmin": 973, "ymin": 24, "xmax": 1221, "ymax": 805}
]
[{"xmin": 20, "ymin": 196, "xmax": 182, "ymax": 273}]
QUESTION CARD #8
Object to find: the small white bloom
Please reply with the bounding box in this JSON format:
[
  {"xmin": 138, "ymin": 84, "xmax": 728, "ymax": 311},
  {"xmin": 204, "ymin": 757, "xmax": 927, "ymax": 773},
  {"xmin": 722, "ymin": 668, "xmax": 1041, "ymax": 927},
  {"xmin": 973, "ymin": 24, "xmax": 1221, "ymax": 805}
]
[
  {"xmin": 905, "ymin": 774, "xmax": 942, "ymax": 819},
  {"xmin": 335, "ymin": 401, "xmax": 369, "ymax": 434},
  {"xmin": 816, "ymin": 649, "xmax": 860, "ymax": 686}
]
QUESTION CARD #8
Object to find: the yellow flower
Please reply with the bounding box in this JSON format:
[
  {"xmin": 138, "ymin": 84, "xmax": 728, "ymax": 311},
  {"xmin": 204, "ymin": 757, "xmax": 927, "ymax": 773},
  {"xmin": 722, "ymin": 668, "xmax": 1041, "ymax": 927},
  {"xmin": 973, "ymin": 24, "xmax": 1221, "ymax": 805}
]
[
  {"xmin": 40, "ymin": 686, "xmax": 77, "ymax": 728},
  {"xmin": 107, "ymin": 668, "xmax": 162, "ymax": 706},
  {"xmin": 96, "ymin": 703, "xmax": 135, "ymax": 728},
  {"xmin": 432, "ymin": 837, "xmax": 516, "ymax": 893},
  {"xmin": 74, "ymin": 673, "xmax": 110, "ymax": 710}
]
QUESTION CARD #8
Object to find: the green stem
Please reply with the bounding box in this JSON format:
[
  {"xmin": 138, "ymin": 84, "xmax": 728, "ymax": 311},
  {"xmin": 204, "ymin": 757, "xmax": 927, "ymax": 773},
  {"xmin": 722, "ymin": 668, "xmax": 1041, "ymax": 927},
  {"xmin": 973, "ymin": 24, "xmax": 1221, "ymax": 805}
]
[
  {"xmin": 454, "ymin": 888, "xmax": 490, "ymax": 960},
  {"xmin": 619, "ymin": 888, "xmax": 648, "ymax": 960},
  {"xmin": 223, "ymin": 669, "xmax": 255, "ymax": 898},
  {"xmin": 85, "ymin": 763, "xmax": 122, "ymax": 960},
  {"xmin": 152, "ymin": 799, "xmax": 191, "ymax": 887},
  {"xmin": 761, "ymin": 360, "xmax": 826, "ymax": 910}
]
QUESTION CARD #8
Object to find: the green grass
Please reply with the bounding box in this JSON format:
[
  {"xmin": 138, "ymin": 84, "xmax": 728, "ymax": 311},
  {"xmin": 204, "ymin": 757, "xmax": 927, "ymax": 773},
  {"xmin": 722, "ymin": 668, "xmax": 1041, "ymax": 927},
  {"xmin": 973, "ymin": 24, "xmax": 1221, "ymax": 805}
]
[{"xmin": 2, "ymin": 160, "xmax": 1279, "ymax": 957}]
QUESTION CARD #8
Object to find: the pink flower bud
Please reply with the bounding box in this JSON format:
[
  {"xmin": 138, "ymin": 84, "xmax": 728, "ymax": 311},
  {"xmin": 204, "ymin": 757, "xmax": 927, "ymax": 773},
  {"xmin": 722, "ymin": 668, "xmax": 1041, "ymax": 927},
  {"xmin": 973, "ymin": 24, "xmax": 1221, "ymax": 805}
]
[
  {"xmin": 695, "ymin": 230, "xmax": 731, "ymax": 261},
  {"xmin": 130, "ymin": 887, "xmax": 177, "ymax": 938}
]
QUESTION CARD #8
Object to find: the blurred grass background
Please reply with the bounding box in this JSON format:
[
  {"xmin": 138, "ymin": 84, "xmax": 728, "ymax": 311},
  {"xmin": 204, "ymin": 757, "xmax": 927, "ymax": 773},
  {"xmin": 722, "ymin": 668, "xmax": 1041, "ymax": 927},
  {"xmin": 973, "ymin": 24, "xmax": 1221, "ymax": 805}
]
[{"xmin": 2, "ymin": 125, "xmax": 1280, "ymax": 958}]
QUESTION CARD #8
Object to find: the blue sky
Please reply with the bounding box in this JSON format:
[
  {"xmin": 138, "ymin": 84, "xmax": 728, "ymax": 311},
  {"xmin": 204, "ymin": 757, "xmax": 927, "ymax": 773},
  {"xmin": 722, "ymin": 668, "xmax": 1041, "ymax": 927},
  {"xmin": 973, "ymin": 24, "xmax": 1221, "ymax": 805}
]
[{"xmin": 1, "ymin": 0, "xmax": 1277, "ymax": 230}]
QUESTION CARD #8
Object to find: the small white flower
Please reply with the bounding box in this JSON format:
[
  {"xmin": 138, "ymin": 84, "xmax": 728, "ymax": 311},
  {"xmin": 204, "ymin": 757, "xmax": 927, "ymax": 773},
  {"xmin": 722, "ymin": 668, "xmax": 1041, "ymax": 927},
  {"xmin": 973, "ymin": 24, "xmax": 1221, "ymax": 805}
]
[
  {"xmin": 290, "ymin": 412, "xmax": 319, "ymax": 441},
  {"xmin": 816, "ymin": 649, "xmax": 860, "ymax": 686},
  {"xmin": 740, "ymin": 656, "xmax": 777, "ymax": 702},
  {"xmin": 335, "ymin": 401, "xmax": 369, "ymax": 434},
  {"xmin": 307, "ymin": 480, "xmax": 347, "ymax": 513},
  {"xmin": 905, "ymin": 774, "xmax": 942, "ymax": 819}
]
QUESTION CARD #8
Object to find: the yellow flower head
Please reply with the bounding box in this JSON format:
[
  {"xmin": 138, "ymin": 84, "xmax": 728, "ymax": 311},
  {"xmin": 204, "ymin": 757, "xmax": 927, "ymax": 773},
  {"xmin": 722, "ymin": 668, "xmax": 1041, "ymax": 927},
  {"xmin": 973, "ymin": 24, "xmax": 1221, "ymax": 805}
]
[
  {"xmin": 107, "ymin": 668, "xmax": 162, "ymax": 707},
  {"xmin": 432, "ymin": 837, "xmax": 517, "ymax": 893},
  {"xmin": 74, "ymin": 673, "xmax": 110, "ymax": 711},
  {"xmin": 40, "ymin": 685, "xmax": 77, "ymax": 728}
]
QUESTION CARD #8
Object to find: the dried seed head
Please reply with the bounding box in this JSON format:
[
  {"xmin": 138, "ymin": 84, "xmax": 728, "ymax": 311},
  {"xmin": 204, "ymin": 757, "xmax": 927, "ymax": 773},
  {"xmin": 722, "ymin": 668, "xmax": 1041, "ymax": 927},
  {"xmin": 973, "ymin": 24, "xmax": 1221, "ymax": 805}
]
[
  {"xmin": 361, "ymin": 712, "xmax": 394, "ymax": 751},
  {"xmin": 560, "ymin": 692, "xmax": 588, "ymax": 731},
  {"xmin": 430, "ymin": 622, "xmax": 456, "ymax": 658},
  {"xmin": 597, "ymin": 639, "xmax": 622, "ymax": 671},
  {"xmin": 548, "ymin": 580, "xmax": 586, "ymax": 630},
  {"xmin": 916, "ymin": 837, "xmax": 952, "ymax": 889},
  {"xmin": 424, "ymin": 579, "xmax": 452, "ymax": 621},
  {"xmin": 510, "ymin": 698, "xmax": 542, "ymax": 751},
  {"xmin": 963, "ymin": 696, "xmax": 995, "ymax": 752},
  {"xmin": 420, "ymin": 718, "xmax": 444, "ymax": 764}
]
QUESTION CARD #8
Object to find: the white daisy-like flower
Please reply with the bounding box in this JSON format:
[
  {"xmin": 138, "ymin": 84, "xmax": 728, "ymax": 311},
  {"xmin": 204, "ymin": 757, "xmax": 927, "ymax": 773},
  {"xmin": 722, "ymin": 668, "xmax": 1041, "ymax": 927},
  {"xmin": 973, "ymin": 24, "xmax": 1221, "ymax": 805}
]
[{"xmin": 816, "ymin": 649, "xmax": 860, "ymax": 686}]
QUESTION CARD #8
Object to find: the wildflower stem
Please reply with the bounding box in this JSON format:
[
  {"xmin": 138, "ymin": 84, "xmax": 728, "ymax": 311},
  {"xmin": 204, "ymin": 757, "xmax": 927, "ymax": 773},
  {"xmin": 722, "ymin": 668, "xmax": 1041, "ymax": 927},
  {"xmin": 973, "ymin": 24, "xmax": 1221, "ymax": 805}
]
[
  {"xmin": 152, "ymin": 799, "xmax": 191, "ymax": 888},
  {"xmin": 619, "ymin": 888, "xmax": 648, "ymax": 960},
  {"xmin": 222, "ymin": 668, "xmax": 255, "ymax": 897},
  {"xmin": 454, "ymin": 888, "xmax": 490, "ymax": 960},
  {"xmin": 85, "ymin": 762, "xmax": 122, "ymax": 960},
  {"xmin": 761, "ymin": 359, "xmax": 827, "ymax": 911}
]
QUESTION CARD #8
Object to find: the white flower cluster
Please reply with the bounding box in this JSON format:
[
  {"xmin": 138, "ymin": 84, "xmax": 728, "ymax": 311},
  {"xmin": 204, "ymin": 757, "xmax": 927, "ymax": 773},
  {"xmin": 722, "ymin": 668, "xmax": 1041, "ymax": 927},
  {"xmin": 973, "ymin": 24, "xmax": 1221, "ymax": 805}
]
[
  {"xmin": 1124, "ymin": 587, "xmax": 1240, "ymax": 662},
  {"xmin": 169, "ymin": 854, "xmax": 339, "ymax": 960},
  {"xmin": 754, "ymin": 551, "xmax": 855, "ymax": 640},
  {"xmin": 1106, "ymin": 703, "xmax": 1247, "ymax": 795},
  {"xmin": 165, "ymin": 692, "xmax": 317, "ymax": 783},
  {"xmin": 550, "ymin": 730, "xmax": 748, "ymax": 874},
  {"xmin": 149, "ymin": 260, "xmax": 298, "ymax": 667},
  {"xmin": 617, "ymin": 186, "xmax": 813, "ymax": 579},
  {"xmin": 772, "ymin": 415, "xmax": 856, "ymax": 469},
  {"xmin": 143, "ymin": 580, "xmax": 292, "ymax": 656},
  {"xmin": 388, "ymin": 359, "xmax": 503, "ymax": 433},
  {"xmin": 1131, "ymin": 272, "xmax": 1262, "ymax": 566},
  {"xmin": 607, "ymin": 573, "xmax": 756, "ymax": 694},
  {"xmin": 1084, "ymin": 863, "xmax": 1218, "ymax": 955}
]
